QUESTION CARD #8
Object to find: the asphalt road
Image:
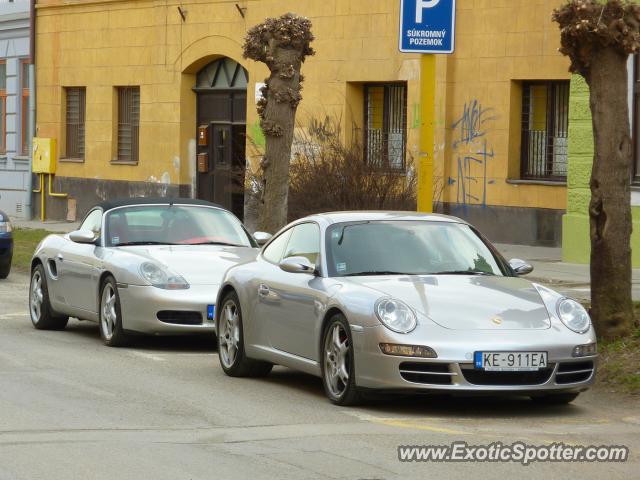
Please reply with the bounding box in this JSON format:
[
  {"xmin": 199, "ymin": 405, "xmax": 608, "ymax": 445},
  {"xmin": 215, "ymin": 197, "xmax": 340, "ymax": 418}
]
[{"xmin": 1, "ymin": 272, "xmax": 639, "ymax": 480}]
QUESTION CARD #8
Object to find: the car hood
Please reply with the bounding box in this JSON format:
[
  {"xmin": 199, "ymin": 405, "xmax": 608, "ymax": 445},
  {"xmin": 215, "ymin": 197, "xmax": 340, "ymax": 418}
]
[
  {"xmin": 120, "ymin": 245, "xmax": 258, "ymax": 286},
  {"xmin": 343, "ymin": 275, "xmax": 551, "ymax": 330}
]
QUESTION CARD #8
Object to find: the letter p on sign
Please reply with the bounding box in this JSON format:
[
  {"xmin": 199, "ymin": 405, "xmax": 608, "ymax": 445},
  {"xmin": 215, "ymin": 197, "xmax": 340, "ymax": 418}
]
[{"xmin": 416, "ymin": 0, "xmax": 441, "ymax": 23}]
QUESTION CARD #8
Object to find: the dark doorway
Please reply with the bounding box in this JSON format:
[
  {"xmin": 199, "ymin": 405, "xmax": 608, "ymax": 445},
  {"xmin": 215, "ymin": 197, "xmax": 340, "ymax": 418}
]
[{"xmin": 194, "ymin": 58, "xmax": 248, "ymax": 219}]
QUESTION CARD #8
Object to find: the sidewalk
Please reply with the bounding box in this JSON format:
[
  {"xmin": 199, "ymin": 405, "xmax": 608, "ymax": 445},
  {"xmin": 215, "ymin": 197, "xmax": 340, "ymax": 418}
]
[{"xmin": 10, "ymin": 219, "xmax": 639, "ymax": 301}]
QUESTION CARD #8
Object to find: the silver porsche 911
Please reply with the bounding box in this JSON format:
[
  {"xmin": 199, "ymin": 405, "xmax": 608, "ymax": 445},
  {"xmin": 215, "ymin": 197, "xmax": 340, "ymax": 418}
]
[
  {"xmin": 216, "ymin": 212, "xmax": 597, "ymax": 406},
  {"xmin": 29, "ymin": 198, "xmax": 271, "ymax": 346}
]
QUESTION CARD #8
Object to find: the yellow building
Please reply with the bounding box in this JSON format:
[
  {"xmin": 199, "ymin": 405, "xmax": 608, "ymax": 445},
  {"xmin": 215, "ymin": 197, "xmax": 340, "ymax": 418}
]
[{"xmin": 35, "ymin": 0, "xmax": 570, "ymax": 245}]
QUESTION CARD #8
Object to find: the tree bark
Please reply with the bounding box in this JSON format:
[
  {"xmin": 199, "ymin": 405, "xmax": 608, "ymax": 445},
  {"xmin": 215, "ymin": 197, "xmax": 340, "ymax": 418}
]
[
  {"xmin": 257, "ymin": 47, "xmax": 302, "ymax": 233},
  {"xmin": 585, "ymin": 47, "xmax": 634, "ymax": 339}
]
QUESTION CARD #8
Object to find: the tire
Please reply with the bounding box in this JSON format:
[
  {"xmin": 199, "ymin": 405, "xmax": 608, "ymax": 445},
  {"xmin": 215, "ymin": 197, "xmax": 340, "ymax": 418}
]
[
  {"xmin": 217, "ymin": 290, "xmax": 272, "ymax": 377},
  {"xmin": 321, "ymin": 314, "xmax": 362, "ymax": 406},
  {"xmin": 29, "ymin": 264, "xmax": 69, "ymax": 330},
  {"xmin": 0, "ymin": 262, "xmax": 10, "ymax": 279},
  {"xmin": 99, "ymin": 276, "xmax": 129, "ymax": 347},
  {"xmin": 530, "ymin": 392, "xmax": 580, "ymax": 405}
]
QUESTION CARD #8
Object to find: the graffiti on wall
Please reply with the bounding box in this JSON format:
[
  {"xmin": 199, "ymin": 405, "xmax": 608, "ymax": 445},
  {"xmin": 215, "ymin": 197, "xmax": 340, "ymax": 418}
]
[{"xmin": 448, "ymin": 100, "xmax": 497, "ymax": 213}]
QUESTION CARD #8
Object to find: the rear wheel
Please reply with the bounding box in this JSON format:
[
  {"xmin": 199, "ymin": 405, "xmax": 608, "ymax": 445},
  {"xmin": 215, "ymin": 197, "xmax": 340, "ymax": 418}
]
[
  {"xmin": 99, "ymin": 276, "xmax": 129, "ymax": 347},
  {"xmin": 29, "ymin": 264, "xmax": 68, "ymax": 330},
  {"xmin": 321, "ymin": 315, "xmax": 362, "ymax": 406},
  {"xmin": 217, "ymin": 291, "xmax": 272, "ymax": 377},
  {"xmin": 530, "ymin": 392, "xmax": 580, "ymax": 405},
  {"xmin": 0, "ymin": 257, "xmax": 10, "ymax": 279}
]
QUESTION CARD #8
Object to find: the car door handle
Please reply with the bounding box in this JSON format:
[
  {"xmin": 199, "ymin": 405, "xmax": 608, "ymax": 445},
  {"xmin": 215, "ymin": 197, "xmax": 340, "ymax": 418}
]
[
  {"xmin": 56, "ymin": 254, "xmax": 64, "ymax": 262},
  {"xmin": 258, "ymin": 284, "xmax": 270, "ymax": 297}
]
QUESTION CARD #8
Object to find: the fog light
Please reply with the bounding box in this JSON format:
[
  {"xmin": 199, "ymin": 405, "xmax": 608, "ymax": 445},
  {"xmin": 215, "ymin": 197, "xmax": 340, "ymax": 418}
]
[
  {"xmin": 572, "ymin": 342, "xmax": 597, "ymax": 357},
  {"xmin": 379, "ymin": 343, "xmax": 437, "ymax": 358}
]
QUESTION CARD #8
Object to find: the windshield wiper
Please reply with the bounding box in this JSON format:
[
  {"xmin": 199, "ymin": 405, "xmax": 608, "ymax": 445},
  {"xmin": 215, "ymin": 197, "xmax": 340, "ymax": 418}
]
[
  {"xmin": 343, "ymin": 271, "xmax": 414, "ymax": 276},
  {"xmin": 431, "ymin": 270, "xmax": 494, "ymax": 276},
  {"xmin": 115, "ymin": 241, "xmax": 180, "ymax": 246},
  {"xmin": 189, "ymin": 241, "xmax": 245, "ymax": 247}
]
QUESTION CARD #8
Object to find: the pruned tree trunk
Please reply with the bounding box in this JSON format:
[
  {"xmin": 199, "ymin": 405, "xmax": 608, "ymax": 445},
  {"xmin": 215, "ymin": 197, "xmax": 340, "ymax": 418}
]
[
  {"xmin": 587, "ymin": 47, "xmax": 634, "ymax": 338},
  {"xmin": 553, "ymin": 0, "xmax": 640, "ymax": 339},
  {"xmin": 243, "ymin": 14, "xmax": 314, "ymax": 233}
]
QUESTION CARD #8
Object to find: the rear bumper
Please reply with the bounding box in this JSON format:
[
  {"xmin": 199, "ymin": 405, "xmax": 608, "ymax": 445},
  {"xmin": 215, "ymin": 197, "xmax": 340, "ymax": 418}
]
[
  {"xmin": 0, "ymin": 236, "xmax": 12, "ymax": 262},
  {"xmin": 118, "ymin": 284, "xmax": 218, "ymax": 334}
]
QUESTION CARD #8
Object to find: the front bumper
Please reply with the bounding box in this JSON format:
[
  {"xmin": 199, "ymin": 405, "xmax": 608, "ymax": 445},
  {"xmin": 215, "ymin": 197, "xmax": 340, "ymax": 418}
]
[
  {"xmin": 117, "ymin": 284, "xmax": 218, "ymax": 334},
  {"xmin": 354, "ymin": 325, "xmax": 596, "ymax": 394}
]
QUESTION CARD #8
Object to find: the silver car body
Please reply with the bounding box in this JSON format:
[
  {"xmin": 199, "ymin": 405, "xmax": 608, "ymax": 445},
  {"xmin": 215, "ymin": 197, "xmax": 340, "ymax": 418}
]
[
  {"xmin": 31, "ymin": 201, "xmax": 258, "ymax": 334},
  {"xmin": 219, "ymin": 212, "xmax": 597, "ymax": 394}
]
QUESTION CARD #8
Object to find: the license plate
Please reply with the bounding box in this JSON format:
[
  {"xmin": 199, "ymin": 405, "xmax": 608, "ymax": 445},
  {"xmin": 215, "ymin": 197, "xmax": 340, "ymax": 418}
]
[
  {"xmin": 474, "ymin": 351, "xmax": 547, "ymax": 371},
  {"xmin": 207, "ymin": 305, "xmax": 215, "ymax": 321}
]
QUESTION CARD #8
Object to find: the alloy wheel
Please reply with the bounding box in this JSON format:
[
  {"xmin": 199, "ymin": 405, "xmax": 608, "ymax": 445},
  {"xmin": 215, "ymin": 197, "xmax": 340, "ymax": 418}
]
[
  {"xmin": 324, "ymin": 323, "xmax": 351, "ymax": 398},
  {"xmin": 101, "ymin": 284, "xmax": 117, "ymax": 340},
  {"xmin": 30, "ymin": 270, "xmax": 44, "ymax": 324},
  {"xmin": 219, "ymin": 300, "xmax": 240, "ymax": 368}
]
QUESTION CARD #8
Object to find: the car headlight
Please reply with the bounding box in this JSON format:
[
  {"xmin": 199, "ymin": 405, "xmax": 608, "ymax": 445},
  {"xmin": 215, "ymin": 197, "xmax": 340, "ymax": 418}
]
[
  {"xmin": 0, "ymin": 221, "xmax": 12, "ymax": 233},
  {"xmin": 139, "ymin": 262, "xmax": 189, "ymax": 290},
  {"xmin": 375, "ymin": 298, "xmax": 417, "ymax": 333},
  {"xmin": 557, "ymin": 298, "xmax": 591, "ymax": 333}
]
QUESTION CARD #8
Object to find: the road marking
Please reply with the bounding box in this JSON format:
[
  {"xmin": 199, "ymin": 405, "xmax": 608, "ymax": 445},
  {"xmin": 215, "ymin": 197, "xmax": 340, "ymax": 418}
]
[
  {"xmin": 129, "ymin": 351, "xmax": 166, "ymax": 362},
  {"xmin": 344, "ymin": 411, "xmax": 468, "ymax": 435},
  {"xmin": 0, "ymin": 312, "xmax": 29, "ymax": 319}
]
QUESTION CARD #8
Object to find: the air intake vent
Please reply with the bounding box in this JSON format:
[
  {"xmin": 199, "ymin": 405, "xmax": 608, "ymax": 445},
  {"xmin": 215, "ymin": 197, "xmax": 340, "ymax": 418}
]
[
  {"xmin": 556, "ymin": 361, "xmax": 594, "ymax": 384},
  {"xmin": 461, "ymin": 367, "xmax": 553, "ymax": 386},
  {"xmin": 16, "ymin": 203, "xmax": 23, "ymax": 214},
  {"xmin": 157, "ymin": 311, "xmax": 203, "ymax": 325},
  {"xmin": 399, "ymin": 362, "xmax": 454, "ymax": 385}
]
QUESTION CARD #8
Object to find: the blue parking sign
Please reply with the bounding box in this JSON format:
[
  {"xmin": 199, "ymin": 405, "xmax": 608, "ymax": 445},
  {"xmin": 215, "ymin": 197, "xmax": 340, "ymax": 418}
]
[{"xmin": 399, "ymin": 0, "xmax": 456, "ymax": 54}]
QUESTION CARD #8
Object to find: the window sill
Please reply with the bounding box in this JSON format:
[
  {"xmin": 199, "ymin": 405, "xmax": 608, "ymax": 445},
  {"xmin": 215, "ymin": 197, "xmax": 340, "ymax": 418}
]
[
  {"xmin": 12, "ymin": 155, "xmax": 29, "ymax": 162},
  {"xmin": 506, "ymin": 178, "xmax": 567, "ymax": 187},
  {"xmin": 111, "ymin": 160, "xmax": 139, "ymax": 166},
  {"xmin": 60, "ymin": 157, "xmax": 85, "ymax": 163}
]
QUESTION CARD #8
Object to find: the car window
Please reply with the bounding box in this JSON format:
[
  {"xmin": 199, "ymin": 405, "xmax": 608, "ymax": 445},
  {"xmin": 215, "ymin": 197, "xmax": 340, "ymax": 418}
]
[
  {"xmin": 80, "ymin": 209, "xmax": 102, "ymax": 235},
  {"xmin": 262, "ymin": 229, "xmax": 292, "ymax": 264},
  {"xmin": 283, "ymin": 223, "xmax": 320, "ymax": 265}
]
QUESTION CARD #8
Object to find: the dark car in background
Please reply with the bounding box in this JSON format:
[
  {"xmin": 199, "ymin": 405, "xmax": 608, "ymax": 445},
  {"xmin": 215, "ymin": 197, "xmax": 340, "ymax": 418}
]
[{"xmin": 0, "ymin": 209, "xmax": 13, "ymax": 279}]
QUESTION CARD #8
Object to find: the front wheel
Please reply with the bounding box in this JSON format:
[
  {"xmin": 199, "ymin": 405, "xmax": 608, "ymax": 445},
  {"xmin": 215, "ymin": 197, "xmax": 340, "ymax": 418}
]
[
  {"xmin": 530, "ymin": 392, "xmax": 580, "ymax": 405},
  {"xmin": 99, "ymin": 276, "xmax": 128, "ymax": 347},
  {"xmin": 217, "ymin": 291, "xmax": 272, "ymax": 377},
  {"xmin": 321, "ymin": 315, "xmax": 362, "ymax": 406},
  {"xmin": 0, "ymin": 258, "xmax": 11, "ymax": 279},
  {"xmin": 29, "ymin": 264, "xmax": 68, "ymax": 330}
]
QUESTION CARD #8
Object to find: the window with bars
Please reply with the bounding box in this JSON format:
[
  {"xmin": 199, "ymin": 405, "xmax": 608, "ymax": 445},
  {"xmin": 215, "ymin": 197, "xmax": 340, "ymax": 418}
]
[
  {"xmin": 21, "ymin": 59, "xmax": 30, "ymax": 156},
  {"xmin": 0, "ymin": 61, "xmax": 6, "ymax": 154},
  {"xmin": 520, "ymin": 81, "xmax": 569, "ymax": 181},
  {"xmin": 65, "ymin": 87, "xmax": 86, "ymax": 160},
  {"xmin": 363, "ymin": 83, "xmax": 407, "ymax": 170},
  {"xmin": 116, "ymin": 86, "xmax": 140, "ymax": 164}
]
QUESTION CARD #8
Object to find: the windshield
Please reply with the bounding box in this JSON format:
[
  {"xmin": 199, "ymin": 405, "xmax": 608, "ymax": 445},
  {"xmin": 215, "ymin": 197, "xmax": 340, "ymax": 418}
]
[
  {"xmin": 105, "ymin": 205, "xmax": 255, "ymax": 248},
  {"xmin": 326, "ymin": 221, "xmax": 507, "ymax": 277}
]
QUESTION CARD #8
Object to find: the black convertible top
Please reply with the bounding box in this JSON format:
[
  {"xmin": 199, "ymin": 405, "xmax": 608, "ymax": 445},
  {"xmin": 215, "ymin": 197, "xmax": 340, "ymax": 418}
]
[{"xmin": 96, "ymin": 197, "xmax": 224, "ymax": 212}]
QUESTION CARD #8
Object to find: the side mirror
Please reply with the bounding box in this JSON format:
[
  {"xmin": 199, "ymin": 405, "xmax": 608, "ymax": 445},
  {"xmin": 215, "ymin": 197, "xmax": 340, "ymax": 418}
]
[
  {"xmin": 509, "ymin": 258, "xmax": 534, "ymax": 276},
  {"xmin": 279, "ymin": 256, "xmax": 316, "ymax": 275},
  {"xmin": 254, "ymin": 231, "xmax": 272, "ymax": 246},
  {"xmin": 69, "ymin": 230, "xmax": 98, "ymax": 245}
]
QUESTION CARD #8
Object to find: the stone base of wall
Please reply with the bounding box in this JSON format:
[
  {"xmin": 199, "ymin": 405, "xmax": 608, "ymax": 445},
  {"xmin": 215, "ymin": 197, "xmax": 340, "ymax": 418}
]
[
  {"xmin": 32, "ymin": 176, "xmax": 192, "ymax": 221},
  {"xmin": 438, "ymin": 203, "xmax": 564, "ymax": 247}
]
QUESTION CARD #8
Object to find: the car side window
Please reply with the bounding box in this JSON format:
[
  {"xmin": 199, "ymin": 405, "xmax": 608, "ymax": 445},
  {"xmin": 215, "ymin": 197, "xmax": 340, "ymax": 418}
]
[
  {"xmin": 283, "ymin": 223, "xmax": 320, "ymax": 266},
  {"xmin": 262, "ymin": 229, "xmax": 292, "ymax": 264},
  {"xmin": 80, "ymin": 209, "xmax": 102, "ymax": 236}
]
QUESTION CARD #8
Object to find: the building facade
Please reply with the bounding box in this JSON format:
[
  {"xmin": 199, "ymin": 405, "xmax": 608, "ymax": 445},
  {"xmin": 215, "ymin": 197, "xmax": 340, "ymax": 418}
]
[
  {"xmin": 36, "ymin": 0, "xmax": 570, "ymax": 246},
  {"xmin": 0, "ymin": 0, "xmax": 31, "ymax": 218}
]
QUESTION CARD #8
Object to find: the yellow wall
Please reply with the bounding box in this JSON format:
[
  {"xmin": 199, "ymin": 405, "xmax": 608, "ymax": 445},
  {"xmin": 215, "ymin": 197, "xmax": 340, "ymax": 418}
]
[
  {"xmin": 36, "ymin": 0, "xmax": 423, "ymax": 189},
  {"xmin": 432, "ymin": 0, "xmax": 570, "ymax": 211}
]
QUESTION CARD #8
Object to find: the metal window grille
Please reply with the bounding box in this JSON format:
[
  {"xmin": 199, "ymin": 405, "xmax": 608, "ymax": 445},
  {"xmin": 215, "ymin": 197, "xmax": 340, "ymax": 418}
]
[
  {"xmin": 521, "ymin": 81, "xmax": 569, "ymax": 181},
  {"xmin": 117, "ymin": 86, "xmax": 140, "ymax": 163},
  {"xmin": 364, "ymin": 83, "xmax": 407, "ymax": 170},
  {"xmin": 65, "ymin": 87, "xmax": 86, "ymax": 159}
]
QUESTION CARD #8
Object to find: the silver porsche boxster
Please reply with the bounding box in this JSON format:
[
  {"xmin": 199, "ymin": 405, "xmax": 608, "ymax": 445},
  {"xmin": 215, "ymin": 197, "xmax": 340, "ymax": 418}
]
[
  {"xmin": 216, "ymin": 212, "xmax": 597, "ymax": 406},
  {"xmin": 29, "ymin": 198, "xmax": 271, "ymax": 346}
]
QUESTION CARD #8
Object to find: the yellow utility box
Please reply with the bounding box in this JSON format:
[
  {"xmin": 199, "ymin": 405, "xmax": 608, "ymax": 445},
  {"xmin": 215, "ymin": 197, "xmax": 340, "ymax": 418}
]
[{"xmin": 32, "ymin": 138, "xmax": 57, "ymax": 174}]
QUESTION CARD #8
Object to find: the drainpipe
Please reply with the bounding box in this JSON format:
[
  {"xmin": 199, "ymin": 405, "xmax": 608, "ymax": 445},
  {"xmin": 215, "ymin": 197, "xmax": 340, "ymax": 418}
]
[{"xmin": 25, "ymin": 0, "xmax": 35, "ymax": 220}]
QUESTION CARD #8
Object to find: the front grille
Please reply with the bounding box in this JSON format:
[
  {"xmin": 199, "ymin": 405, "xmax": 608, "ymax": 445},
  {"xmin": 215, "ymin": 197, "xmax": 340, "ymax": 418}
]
[
  {"xmin": 461, "ymin": 367, "xmax": 554, "ymax": 386},
  {"xmin": 556, "ymin": 361, "xmax": 594, "ymax": 384},
  {"xmin": 399, "ymin": 362, "xmax": 454, "ymax": 385},
  {"xmin": 157, "ymin": 310, "xmax": 203, "ymax": 325}
]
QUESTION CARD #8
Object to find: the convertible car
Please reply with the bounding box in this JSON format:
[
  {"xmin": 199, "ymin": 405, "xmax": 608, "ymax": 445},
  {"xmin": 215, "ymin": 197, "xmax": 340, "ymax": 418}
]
[
  {"xmin": 29, "ymin": 198, "xmax": 270, "ymax": 346},
  {"xmin": 216, "ymin": 212, "xmax": 597, "ymax": 406}
]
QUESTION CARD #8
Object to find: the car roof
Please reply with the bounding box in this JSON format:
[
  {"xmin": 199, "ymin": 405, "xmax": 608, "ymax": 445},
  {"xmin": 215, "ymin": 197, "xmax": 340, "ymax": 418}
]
[
  {"xmin": 299, "ymin": 211, "xmax": 467, "ymax": 225},
  {"xmin": 95, "ymin": 197, "xmax": 224, "ymax": 213}
]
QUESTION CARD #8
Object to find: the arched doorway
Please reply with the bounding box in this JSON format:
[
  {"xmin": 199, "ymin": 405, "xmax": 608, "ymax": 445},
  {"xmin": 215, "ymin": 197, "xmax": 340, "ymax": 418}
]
[{"xmin": 194, "ymin": 57, "xmax": 248, "ymax": 219}]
